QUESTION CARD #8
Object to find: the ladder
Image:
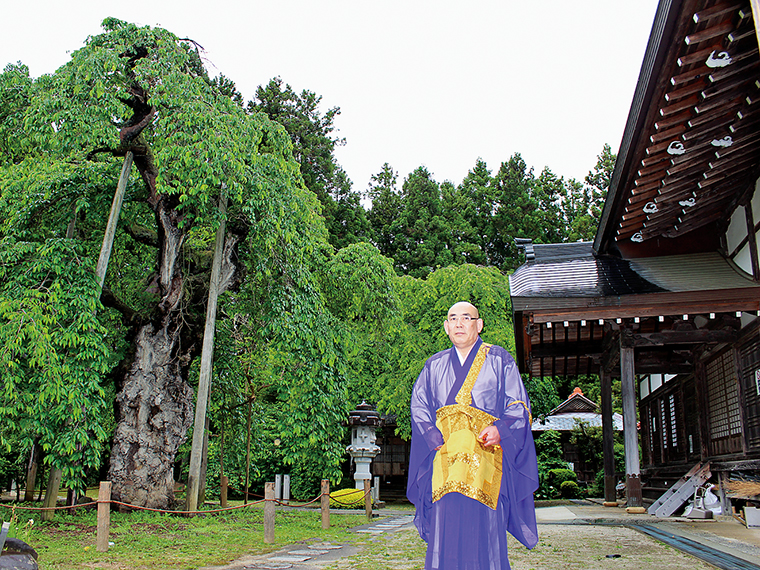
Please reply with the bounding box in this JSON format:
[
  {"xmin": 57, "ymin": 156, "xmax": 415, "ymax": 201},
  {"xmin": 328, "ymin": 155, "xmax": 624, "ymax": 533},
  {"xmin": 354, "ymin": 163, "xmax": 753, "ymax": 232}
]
[{"xmin": 647, "ymin": 462, "xmax": 711, "ymax": 518}]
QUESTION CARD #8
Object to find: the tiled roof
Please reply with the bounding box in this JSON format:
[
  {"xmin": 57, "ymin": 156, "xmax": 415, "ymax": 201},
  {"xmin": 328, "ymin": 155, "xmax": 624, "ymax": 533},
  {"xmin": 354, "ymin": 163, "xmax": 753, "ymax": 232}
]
[
  {"xmin": 510, "ymin": 242, "xmax": 757, "ymax": 299},
  {"xmin": 531, "ymin": 412, "xmax": 624, "ymax": 432},
  {"xmin": 510, "ymin": 242, "xmax": 664, "ymax": 298}
]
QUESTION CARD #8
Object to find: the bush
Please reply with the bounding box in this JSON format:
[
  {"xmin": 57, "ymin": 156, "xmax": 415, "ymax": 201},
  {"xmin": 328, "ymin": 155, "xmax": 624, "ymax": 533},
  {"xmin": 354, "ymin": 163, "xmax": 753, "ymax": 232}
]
[
  {"xmin": 329, "ymin": 487, "xmax": 365, "ymax": 508},
  {"xmin": 547, "ymin": 468, "xmax": 577, "ymax": 487},
  {"xmin": 560, "ymin": 480, "xmax": 580, "ymax": 499}
]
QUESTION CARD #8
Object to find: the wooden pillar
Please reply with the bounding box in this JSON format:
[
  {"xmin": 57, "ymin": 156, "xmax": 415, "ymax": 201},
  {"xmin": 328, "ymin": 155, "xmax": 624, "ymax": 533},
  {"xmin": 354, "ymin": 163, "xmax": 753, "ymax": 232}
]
[
  {"xmin": 41, "ymin": 469, "xmax": 62, "ymax": 522},
  {"xmin": 96, "ymin": 481, "xmax": 111, "ymax": 552},
  {"xmin": 24, "ymin": 444, "xmax": 38, "ymax": 503},
  {"xmin": 620, "ymin": 331, "xmax": 643, "ymax": 510},
  {"xmin": 198, "ymin": 416, "xmax": 210, "ymax": 507},
  {"xmin": 220, "ymin": 476, "xmax": 228, "ymax": 509},
  {"xmin": 364, "ymin": 478, "xmax": 372, "ymax": 522},
  {"xmin": 600, "ymin": 368, "xmax": 617, "ymax": 506},
  {"xmin": 321, "ymin": 480, "xmax": 330, "ymax": 529},
  {"xmin": 186, "ymin": 194, "xmax": 227, "ymax": 512},
  {"xmin": 264, "ymin": 482, "xmax": 275, "ymax": 543}
]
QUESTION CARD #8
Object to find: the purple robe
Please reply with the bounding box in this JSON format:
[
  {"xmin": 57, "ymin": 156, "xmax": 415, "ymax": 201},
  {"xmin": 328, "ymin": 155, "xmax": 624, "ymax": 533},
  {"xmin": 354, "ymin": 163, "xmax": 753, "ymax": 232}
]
[{"xmin": 407, "ymin": 338, "xmax": 539, "ymax": 570}]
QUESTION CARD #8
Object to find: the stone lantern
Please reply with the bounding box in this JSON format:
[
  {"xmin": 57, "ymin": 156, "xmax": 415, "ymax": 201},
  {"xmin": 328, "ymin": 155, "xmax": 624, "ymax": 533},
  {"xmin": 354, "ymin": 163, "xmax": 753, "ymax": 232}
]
[{"xmin": 346, "ymin": 401, "xmax": 381, "ymax": 489}]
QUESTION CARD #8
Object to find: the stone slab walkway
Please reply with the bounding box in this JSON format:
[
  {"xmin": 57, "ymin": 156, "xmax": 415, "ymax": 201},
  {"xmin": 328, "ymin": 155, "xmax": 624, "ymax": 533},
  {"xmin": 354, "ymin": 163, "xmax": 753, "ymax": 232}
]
[{"xmin": 199, "ymin": 515, "xmax": 415, "ymax": 570}]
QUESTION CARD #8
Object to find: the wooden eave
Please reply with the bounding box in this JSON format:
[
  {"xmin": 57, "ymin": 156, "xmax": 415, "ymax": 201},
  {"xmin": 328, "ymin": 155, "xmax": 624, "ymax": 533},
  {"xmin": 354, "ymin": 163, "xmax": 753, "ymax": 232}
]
[
  {"xmin": 594, "ymin": 0, "xmax": 760, "ymax": 256},
  {"xmin": 512, "ymin": 285, "xmax": 760, "ymax": 322},
  {"xmin": 514, "ymin": 309, "xmax": 744, "ymax": 378}
]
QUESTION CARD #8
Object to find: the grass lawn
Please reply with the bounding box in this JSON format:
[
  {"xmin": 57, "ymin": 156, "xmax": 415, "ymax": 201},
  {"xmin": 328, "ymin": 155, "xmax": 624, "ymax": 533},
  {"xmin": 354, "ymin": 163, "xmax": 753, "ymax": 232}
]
[{"xmin": 1, "ymin": 501, "xmax": 371, "ymax": 569}]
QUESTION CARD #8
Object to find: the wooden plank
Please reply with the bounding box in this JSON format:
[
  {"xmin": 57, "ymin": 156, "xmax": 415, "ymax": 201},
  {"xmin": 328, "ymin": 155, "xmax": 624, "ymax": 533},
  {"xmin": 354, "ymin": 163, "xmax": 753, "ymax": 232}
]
[
  {"xmin": 685, "ymin": 21, "xmax": 734, "ymax": 45},
  {"xmin": 519, "ymin": 292, "xmax": 760, "ymax": 322},
  {"xmin": 709, "ymin": 58, "xmax": 760, "ymax": 83},
  {"xmin": 678, "ymin": 43, "xmax": 725, "ymax": 67},
  {"xmin": 635, "ymin": 170, "xmax": 666, "ymax": 187},
  {"xmin": 651, "ymin": 124, "xmax": 688, "ymax": 144},
  {"xmin": 635, "ymin": 329, "xmax": 738, "ymax": 345},
  {"xmin": 642, "ymin": 152, "xmax": 671, "ymax": 168},
  {"xmin": 701, "ymin": 75, "xmax": 758, "ymax": 100},
  {"xmin": 655, "ymin": 109, "xmax": 693, "ymax": 130},
  {"xmin": 666, "ymin": 80, "xmax": 708, "ymax": 102},
  {"xmin": 693, "ymin": 2, "xmax": 744, "ymax": 24},
  {"xmin": 695, "ymin": 93, "xmax": 745, "ymax": 115}
]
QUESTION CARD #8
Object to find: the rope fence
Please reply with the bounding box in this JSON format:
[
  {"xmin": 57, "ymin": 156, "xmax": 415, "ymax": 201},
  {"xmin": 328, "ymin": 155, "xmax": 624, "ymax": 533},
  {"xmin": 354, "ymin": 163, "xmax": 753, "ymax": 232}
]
[{"xmin": 0, "ymin": 479, "xmax": 378, "ymax": 552}]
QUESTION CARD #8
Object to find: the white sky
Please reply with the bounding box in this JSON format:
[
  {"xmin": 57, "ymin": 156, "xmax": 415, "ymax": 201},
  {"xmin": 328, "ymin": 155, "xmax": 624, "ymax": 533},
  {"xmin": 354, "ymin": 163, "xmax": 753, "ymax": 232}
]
[{"xmin": 3, "ymin": 0, "xmax": 659, "ymax": 192}]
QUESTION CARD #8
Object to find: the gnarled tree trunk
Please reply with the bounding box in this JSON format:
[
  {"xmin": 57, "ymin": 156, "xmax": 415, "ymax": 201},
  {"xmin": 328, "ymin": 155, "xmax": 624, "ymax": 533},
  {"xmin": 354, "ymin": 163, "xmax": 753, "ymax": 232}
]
[{"xmin": 108, "ymin": 196, "xmax": 195, "ymax": 509}]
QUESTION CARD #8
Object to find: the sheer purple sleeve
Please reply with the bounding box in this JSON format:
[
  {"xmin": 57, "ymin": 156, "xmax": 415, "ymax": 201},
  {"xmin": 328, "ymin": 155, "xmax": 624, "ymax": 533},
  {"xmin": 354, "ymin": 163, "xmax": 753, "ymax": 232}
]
[
  {"xmin": 492, "ymin": 350, "xmax": 539, "ymax": 549},
  {"xmin": 406, "ymin": 360, "xmax": 444, "ymax": 542}
]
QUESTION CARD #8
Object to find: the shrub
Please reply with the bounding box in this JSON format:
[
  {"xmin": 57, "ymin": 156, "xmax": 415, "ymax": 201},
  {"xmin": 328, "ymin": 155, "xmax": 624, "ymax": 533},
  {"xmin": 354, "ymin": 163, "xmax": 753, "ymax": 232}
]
[
  {"xmin": 547, "ymin": 468, "xmax": 577, "ymax": 487},
  {"xmin": 560, "ymin": 480, "xmax": 580, "ymax": 499},
  {"xmin": 329, "ymin": 487, "xmax": 365, "ymax": 508}
]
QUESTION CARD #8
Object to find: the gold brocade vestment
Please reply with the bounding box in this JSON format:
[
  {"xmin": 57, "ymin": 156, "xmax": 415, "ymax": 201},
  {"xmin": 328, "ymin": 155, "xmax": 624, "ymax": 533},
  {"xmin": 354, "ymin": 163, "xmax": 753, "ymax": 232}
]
[{"xmin": 431, "ymin": 343, "xmax": 502, "ymax": 510}]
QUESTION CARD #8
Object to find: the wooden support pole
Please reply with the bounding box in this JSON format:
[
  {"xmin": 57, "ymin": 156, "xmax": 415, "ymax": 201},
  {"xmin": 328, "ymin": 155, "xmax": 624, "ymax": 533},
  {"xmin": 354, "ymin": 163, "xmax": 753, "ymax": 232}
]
[
  {"xmin": 220, "ymin": 476, "xmax": 228, "ymax": 509},
  {"xmin": 321, "ymin": 480, "xmax": 330, "ymax": 530},
  {"xmin": 41, "ymin": 469, "xmax": 62, "ymax": 522},
  {"xmin": 24, "ymin": 444, "xmax": 38, "ymax": 503},
  {"xmin": 600, "ymin": 368, "xmax": 617, "ymax": 506},
  {"xmin": 244, "ymin": 400, "xmax": 252, "ymax": 504},
  {"xmin": 264, "ymin": 482, "xmax": 275, "ymax": 544},
  {"xmin": 364, "ymin": 479, "xmax": 372, "ymax": 522},
  {"xmin": 95, "ymin": 151, "xmax": 133, "ymax": 289},
  {"xmin": 96, "ymin": 481, "xmax": 111, "ymax": 552},
  {"xmin": 620, "ymin": 332, "xmax": 643, "ymax": 510},
  {"xmin": 186, "ymin": 193, "xmax": 227, "ymax": 512}
]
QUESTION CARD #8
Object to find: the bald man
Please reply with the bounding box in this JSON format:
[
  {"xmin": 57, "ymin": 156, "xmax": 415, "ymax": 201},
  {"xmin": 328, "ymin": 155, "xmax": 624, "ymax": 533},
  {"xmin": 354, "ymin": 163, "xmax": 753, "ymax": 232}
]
[{"xmin": 407, "ymin": 302, "xmax": 538, "ymax": 570}]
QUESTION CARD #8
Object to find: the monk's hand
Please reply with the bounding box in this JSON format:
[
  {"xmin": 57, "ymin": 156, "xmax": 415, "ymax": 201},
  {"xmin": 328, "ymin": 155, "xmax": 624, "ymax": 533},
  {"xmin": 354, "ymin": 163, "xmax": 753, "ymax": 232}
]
[{"xmin": 478, "ymin": 425, "xmax": 500, "ymax": 447}]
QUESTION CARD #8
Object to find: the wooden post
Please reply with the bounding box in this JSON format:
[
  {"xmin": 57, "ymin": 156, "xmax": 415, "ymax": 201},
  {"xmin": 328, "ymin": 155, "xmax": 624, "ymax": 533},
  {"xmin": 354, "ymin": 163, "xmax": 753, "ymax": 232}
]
[
  {"xmin": 198, "ymin": 416, "xmax": 210, "ymax": 507},
  {"xmin": 186, "ymin": 193, "xmax": 227, "ymax": 512},
  {"xmin": 620, "ymin": 331, "xmax": 643, "ymax": 510},
  {"xmin": 600, "ymin": 368, "xmax": 617, "ymax": 506},
  {"xmin": 244, "ymin": 399, "xmax": 252, "ymax": 504},
  {"xmin": 41, "ymin": 469, "xmax": 62, "ymax": 522},
  {"xmin": 321, "ymin": 480, "xmax": 330, "ymax": 530},
  {"xmin": 364, "ymin": 479, "xmax": 372, "ymax": 522},
  {"xmin": 95, "ymin": 151, "xmax": 133, "ymax": 289},
  {"xmin": 96, "ymin": 481, "xmax": 111, "ymax": 552},
  {"xmin": 24, "ymin": 444, "xmax": 38, "ymax": 503},
  {"xmin": 220, "ymin": 476, "xmax": 228, "ymax": 509},
  {"xmin": 264, "ymin": 482, "xmax": 275, "ymax": 543}
]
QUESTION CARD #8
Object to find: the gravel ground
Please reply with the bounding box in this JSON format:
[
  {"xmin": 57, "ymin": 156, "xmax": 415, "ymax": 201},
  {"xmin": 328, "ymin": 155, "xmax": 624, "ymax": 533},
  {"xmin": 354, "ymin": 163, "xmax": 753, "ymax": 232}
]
[{"xmin": 322, "ymin": 524, "xmax": 716, "ymax": 570}]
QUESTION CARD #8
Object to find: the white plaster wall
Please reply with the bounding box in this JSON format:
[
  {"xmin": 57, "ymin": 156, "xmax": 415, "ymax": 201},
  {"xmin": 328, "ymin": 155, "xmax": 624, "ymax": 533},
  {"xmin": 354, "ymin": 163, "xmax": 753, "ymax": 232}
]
[
  {"xmin": 735, "ymin": 241, "xmax": 753, "ymax": 275},
  {"xmin": 726, "ymin": 203, "xmax": 746, "ymax": 255}
]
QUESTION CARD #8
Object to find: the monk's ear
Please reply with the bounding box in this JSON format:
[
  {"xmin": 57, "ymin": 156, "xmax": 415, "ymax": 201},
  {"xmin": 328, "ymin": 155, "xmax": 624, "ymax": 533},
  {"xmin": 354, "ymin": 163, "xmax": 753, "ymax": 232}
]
[
  {"xmin": 444, "ymin": 320, "xmax": 451, "ymax": 335},
  {"xmin": 476, "ymin": 318, "xmax": 484, "ymax": 333}
]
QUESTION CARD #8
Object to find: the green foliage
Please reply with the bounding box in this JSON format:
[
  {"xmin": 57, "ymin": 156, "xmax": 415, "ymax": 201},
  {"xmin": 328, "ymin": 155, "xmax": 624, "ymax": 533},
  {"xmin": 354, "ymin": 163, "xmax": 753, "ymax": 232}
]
[
  {"xmin": 534, "ymin": 432, "xmax": 569, "ymax": 499},
  {"xmin": 560, "ymin": 480, "xmax": 580, "ymax": 499},
  {"xmin": 250, "ymin": 77, "xmax": 368, "ymax": 250},
  {"xmin": 547, "ymin": 468, "xmax": 577, "ymax": 487},
  {"xmin": 524, "ymin": 376, "xmax": 561, "ymax": 418},
  {"xmin": 0, "ymin": 238, "xmax": 111, "ymax": 493}
]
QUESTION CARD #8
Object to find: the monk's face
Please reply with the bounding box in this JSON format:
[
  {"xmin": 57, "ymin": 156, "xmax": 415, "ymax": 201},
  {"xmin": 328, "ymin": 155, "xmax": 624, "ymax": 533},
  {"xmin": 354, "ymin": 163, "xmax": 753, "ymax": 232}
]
[{"xmin": 443, "ymin": 302, "xmax": 483, "ymax": 351}]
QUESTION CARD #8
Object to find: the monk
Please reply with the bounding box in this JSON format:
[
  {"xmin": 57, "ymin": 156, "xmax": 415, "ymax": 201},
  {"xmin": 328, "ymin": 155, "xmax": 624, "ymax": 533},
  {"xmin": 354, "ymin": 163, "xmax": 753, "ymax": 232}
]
[{"xmin": 407, "ymin": 301, "xmax": 538, "ymax": 570}]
